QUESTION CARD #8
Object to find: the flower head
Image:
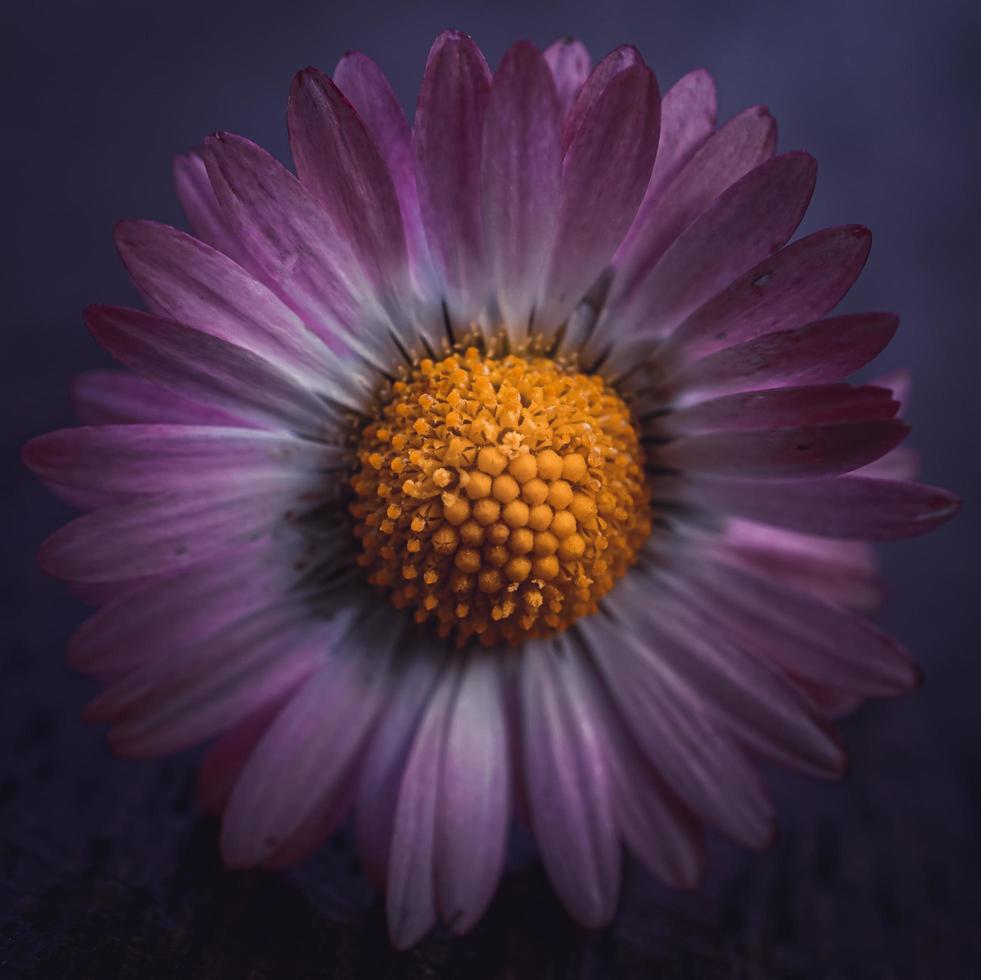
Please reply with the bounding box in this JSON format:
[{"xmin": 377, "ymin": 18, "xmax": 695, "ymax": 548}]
[{"xmin": 24, "ymin": 30, "xmax": 958, "ymax": 947}]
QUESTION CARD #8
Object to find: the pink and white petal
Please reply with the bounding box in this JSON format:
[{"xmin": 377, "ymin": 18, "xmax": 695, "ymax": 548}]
[
  {"xmin": 24, "ymin": 425, "xmax": 346, "ymax": 495},
  {"xmin": 221, "ymin": 607, "xmax": 400, "ymax": 868},
  {"xmin": 413, "ymin": 30, "xmax": 492, "ymax": 328},
  {"xmin": 658, "ymin": 550, "xmax": 921, "ymax": 697},
  {"xmin": 658, "ymin": 473, "xmax": 959, "ymax": 541},
  {"xmin": 560, "ymin": 46, "xmax": 642, "ymax": 152},
  {"xmin": 853, "ymin": 445, "xmax": 920, "ymax": 481},
  {"xmin": 355, "ymin": 649, "xmax": 443, "ymax": 888},
  {"xmin": 615, "ymin": 69, "xmax": 717, "ymax": 264},
  {"xmin": 609, "ymin": 106, "xmax": 775, "ymax": 313},
  {"xmin": 659, "ymin": 226, "xmax": 872, "ymax": 371},
  {"xmin": 519, "ymin": 640, "xmax": 621, "ymax": 928},
  {"xmin": 173, "ymin": 149, "xmax": 254, "ymax": 268},
  {"xmin": 386, "ymin": 664, "xmax": 457, "ymax": 949},
  {"xmin": 562, "ymin": 640, "xmax": 703, "ymax": 889},
  {"xmin": 115, "ymin": 220, "xmax": 354, "ymax": 401},
  {"xmin": 718, "ymin": 518, "xmax": 882, "ymax": 613},
  {"xmin": 72, "ymin": 370, "xmax": 249, "ymax": 428},
  {"xmin": 580, "ymin": 614, "xmax": 775, "ymax": 848},
  {"xmin": 288, "ymin": 68, "xmax": 409, "ymax": 301},
  {"xmin": 537, "ymin": 63, "xmax": 660, "ymax": 333},
  {"xmin": 197, "ymin": 692, "xmax": 296, "ymax": 815},
  {"xmin": 543, "ymin": 38, "xmax": 591, "ymax": 117},
  {"xmin": 333, "ymin": 52, "xmax": 433, "ymax": 288},
  {"xmin": 39, "ymin": 481, "xmax": 327, "ymax": 583},
  {"xmin": 204, "ymin": 133, "xmax": 405, "ymax": 366},
  {"xmin": 659, "ymin": 419, "xmax": 908, "ymax": 479},
  {"xmin": 619, "ymin": 572, "xmax": 846, "ymax": 778},
  {"xmin": 435, "ymin": 655, "xmax": 511, "ymax": 934},
  {"xmin": 85, "ymin": 306, "xmax": 338, "ymax": 437},
  {"xmin": 659, "ymin": 384, "xmax": 898, "ymax": 436},
  {"xmin": 482, "ymin": 42, "xmax": 562, "ymax": 339},
  {"xmin": 94, "ymin": 602, "xmax": 326, "ymax": 757},
  {"xmin": 67, "ymin": 534, "xmax": 315, "ymax": 674},
  {"xmin": 667, "ymin": 313, "xmax": 899, "ymax": 401},
  {"xmin": 615, "ymin": 152, "xmax": 817, "ymax": 339}
]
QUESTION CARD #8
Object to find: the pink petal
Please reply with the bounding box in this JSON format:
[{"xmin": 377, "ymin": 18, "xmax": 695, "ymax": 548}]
[
  {"xmin": 659, "ymin": 419, "xmax": 909, "ymax": 479},
  {"xmin": 610, "ymin": 105, "xmax": 775, "ymax": 313},
  {"xmin": 413, "ymin": 30, "xmax": 492, "ymax": 327},
  {"xmin": 221, "ymin": 610, "xmax": 399, "ymax": 868},
  {"xmin": 659, "ymin": 225, "xmax": 872, "ymax": 370},
  {"xmin": 662, "ymin": 473, "xmax": 959, "ymax": 540},
  {"xmin": 560, "ymin": 46, "xmax": 642, "ymax": 152},
  {"xmin": 386, "ymin": 666, "xmax": 455, "ymax": 949},
  {"xmin": 519, "ymin": 641, "xmax": 621, "ymax": 928},
  {"xmin": 333, "ymin": 52, "xmax": 433, "ymax": 288},
  {"xmin": 580, "ymin": 614, "xmax": 774, "ymax": 848},
  {"xmin": 197, "ymin": 693, "xmax": 294, "ymax": 815},
  {"xmin": 660, "ymin": 384, "xmax": 898, "ymax": 435},
  {"xmin": 84, "ymin": 305, "xmax": 336, "ymax": 437},
  {"xmin": 664, "ymin": 551, "xmax": 920, "ymax": 696},
  {"xmin": 543, "ymin": 38, "xmax": 591, "ymax": 117},
  {"xmin": 92, "ymin": 602, "xmax": 325, "ymax": 757},
  {"xmin": 115, "ymin": 220, "xmax": 351, "ymax": 399},
  {"xmin": 66, "ymin": 535, "xmax": 311, "ymax": 675},
  {"xmin": 538, "ymin": 60, "xmax": 660, "ymax": 332},
  {"xmin": 854, "ymin": 445, "xmax": 919, "ymax": 481},
  {"xmin": 615, "ymin": 69, "xmax": 717, "ymax": 263},
  {"xmin": 204, "ymin": 133, "xmax": 403, "ymax": 364},
  {"xmin": 24, "ymin": 424, "xmax": 345, "ymax": 494},
  {"xmin": 621, "ymin": 572, "xmax": 846, "ymax": 778},
  {"xmin": 288, "ymin": 68, "xmax": 409, "ymax": 299},
  {"xmin": 39, "ymin": 481, "xmax": 323, "ymax": 583},
  {"xmin": 719, "ymin": 518, "xmax": 883, "ymax": 612},
  {"xmin": 354, "ymin": 650, "xmax": 442, "ymax": 888},
  {"xmin": 172, "ymin": 148, "xmax": 254, "ymax": 269},
  {"xmin": 616, "ymin": 152, "xmax": 817, "ymax": 338},
  {"xmin": 435, "ymin": 656, "xmax": 511, "ymax": 934},
  {"xmin": 72, "ymin": 370, "xmax": 250, "ymax": 428},
  {"xmin": 481, "ymin": 42, "xmax": 562, "ymax": 339},
  {"xmin": 668, "ymin": 312, "xmax": 899, "ymax": 399}
]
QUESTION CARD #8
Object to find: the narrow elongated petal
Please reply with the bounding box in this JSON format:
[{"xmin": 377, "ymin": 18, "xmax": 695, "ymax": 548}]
[
  {"xmin": 221, "ymin": 609, "xmax": 399, "ymax": 867},
  {"xmin": 333, "ymin": 52, "xmax": 432, "ymax": 283},
  {"xmin": 482, "ymin": 43, "xmax": 562, "ymax": 337},
  {"xmin": 560, "ymin": 46, "xmax": 642, "ymax": 152},
  {"xmin": 610, "ymin": 106, "xmax": 775, "ymax": 309},
  {"xmin": 413, "ymin": 31, "xmax": 492, "ymax": 326},
  {"xmin": 660, "ymin": 384, "xmax": 898, "ymax": 435},
  {"xmin": 582, "ymin": 615, "xmax": 774, "ymax": 848},
  {"xmin": 288, "ymin": 68, "xmax": 408, "ymax": 295},
  {"xmin": 520, "ymin": 642, "xmax": 621, "ymax": 928},
  {"xmin": 669, "ymin": 313, "xmax": 898, "ymax": 398},
  {"xmin": 39, "ymin": 483, "xmax": 321, "ymax": 582},
  {"xmin": 543, "ymin": 38, "xmax": 591, "ymax": 116},
  {"xmin": 659, "ymin": 419, "xmax": 908, "ymax": 479},
  {"xmin": 538, "ymin": 61, "xmax": 660, "ymax": 332},
  {"xmin": 617, "ymin": 153, "xmax": 817, "ymax": 337},
  {"xmin": 660, "ymin": 225, "xmax": 872, "ymax": 369},
  {"xmin": 71, "ymin": 370, "xmax": 249, "ymax": 428},
  {"xmin": 172, "ymin": 149, "xmax": 252, "ymax": 267},
  {"xmin": 84, "ymin": 305, "xmax": 338, "ymax": 436},
  {"xmin": 23, "ymin": 425, "xmax": 345, "ymax": 494},
  {"xmin": 435, "ymin": 656, "xmax": 510, "ymax": 933},
  {"xmin": 661, "ymin": 474, "xmax": 959, "ymax": 539},
  {"xmin": 115, "ymin": 220, "xmax": 345, "ymax": 395}
]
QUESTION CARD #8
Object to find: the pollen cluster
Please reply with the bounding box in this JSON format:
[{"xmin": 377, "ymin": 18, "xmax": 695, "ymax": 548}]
[{"xmin": 349, "ymin": 348, "xmax": 651, "ymax": 646}]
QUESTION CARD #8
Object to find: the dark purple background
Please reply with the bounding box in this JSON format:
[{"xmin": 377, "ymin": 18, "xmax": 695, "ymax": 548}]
[{"xmin": 3, "ymin": 1, "xmax": 980, "ymax": 976}]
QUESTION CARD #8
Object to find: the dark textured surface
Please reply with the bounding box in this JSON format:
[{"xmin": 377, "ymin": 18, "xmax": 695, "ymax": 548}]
[{"xmin": 3, "ymin": 0, "xmax": 980, "ymax": 977}]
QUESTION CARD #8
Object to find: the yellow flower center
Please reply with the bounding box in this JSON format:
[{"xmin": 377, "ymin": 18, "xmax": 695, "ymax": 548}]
[{"xmin": 349, "ymin": 347, "xmax": 650, "ymax": 646}]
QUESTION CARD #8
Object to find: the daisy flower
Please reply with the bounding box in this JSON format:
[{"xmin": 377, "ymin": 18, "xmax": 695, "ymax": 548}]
[{"xmin": 24, "ymin": 31, "xmax": 958, "ymax": 947}]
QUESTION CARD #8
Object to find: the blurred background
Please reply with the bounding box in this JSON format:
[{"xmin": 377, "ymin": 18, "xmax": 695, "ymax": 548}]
[{"xmin": 2, "ymin": 0, "xmax": 979, "ymax": 976}]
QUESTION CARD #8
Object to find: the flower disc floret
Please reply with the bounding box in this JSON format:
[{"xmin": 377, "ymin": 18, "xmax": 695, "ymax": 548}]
[{"xmin": 350, "ymin": 348, "xmax": 651, "ymax": 646}]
